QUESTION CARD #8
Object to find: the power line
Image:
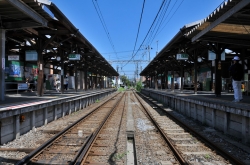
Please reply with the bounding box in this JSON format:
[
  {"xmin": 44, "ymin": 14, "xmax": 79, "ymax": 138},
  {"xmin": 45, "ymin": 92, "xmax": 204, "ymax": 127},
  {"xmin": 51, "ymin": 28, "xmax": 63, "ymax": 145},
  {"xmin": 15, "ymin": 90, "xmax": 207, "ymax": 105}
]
[
  {"xmin": 147, "ymin": 0, "xmax": 172, "ymax": 46},
  {"xmin": 92, "ymin": 0, "xmax": 119, "ymax": 60},
  {"xmin": 102, "ymin": 49, "xmax": 144, "ymax": 54},
  {"xmin": 131, "ymin": 0, "xmax": 146, "ymax": 60},
  {"xmin": 146, "ymin": 0, "xmax": 170, "ymax": 46},
  {"xmin": 122, "ymin": 0, "xmax": 167, "ymax": 68},
  {"xmin": 155, "ymin": 0, "xmax": 184, "ymax": 42},
  {"xmin": 108, "ymin": 60, "xmax": 149, "ymax": 64}
]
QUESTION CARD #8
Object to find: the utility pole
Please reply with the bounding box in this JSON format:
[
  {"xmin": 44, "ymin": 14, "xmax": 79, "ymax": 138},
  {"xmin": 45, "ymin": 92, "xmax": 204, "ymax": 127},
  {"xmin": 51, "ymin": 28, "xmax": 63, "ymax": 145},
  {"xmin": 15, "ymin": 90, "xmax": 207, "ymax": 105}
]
[
  {"xmin": 156, "ymin": 40, "xmax": 159, "ymax": 55},
  {"xmin": 140, "ymin": 65, "xmax": 142, "ymax": 82},
  {"xmin": 146, "ymin": 45, "xmax": 153, "ymax": 62},
  {"xmin": 148, "ymin": 45, "xmax": 151, "ymax": 61},
  {"xmin": 116, "ymin": 65, "xmax": 119, "ymax": 88},
  {"xmin": 136, "ymin": 62, "xmax": 139, "ymax": 79}
]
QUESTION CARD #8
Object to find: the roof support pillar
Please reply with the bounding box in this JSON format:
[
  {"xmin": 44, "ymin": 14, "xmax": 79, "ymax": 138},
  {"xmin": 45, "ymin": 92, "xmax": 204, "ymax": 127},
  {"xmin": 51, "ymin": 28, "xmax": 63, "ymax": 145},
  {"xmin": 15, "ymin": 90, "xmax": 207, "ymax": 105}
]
[
  {"xmin": 165, "ymin": 69, "xmax": 168, "ymax": 90},
  {"xmin": 94, "ymin": 72, "xmax": 97, "ymax": 89},
  {"xmin": 154, "ymin": 73, "xmax": 158, "ymax": 90},
  {"xmin": 84, "ymin": 66, "xmax": 88, "ymax": 90},
  {"xmin": 194, "ymin": 53, "xmax": 198, "ymax": 94},
  {"xmin": 100, "ymin": 74, "xmax": 103, "ymax": 89},
  {"xmin": 79, "ymin": 71, "xmax": 84, "ymax": 90},
  {"xmin": 36, "ymin": 39, "xmax": 45, "ymax": 97},
  {"xmin": 149, "ymin": 75, "xmax": 151, "ymax": 88},
  {"xmin": 74, "ymin": 63, "xmax": 77, "ymax": 92},
  {"xmin": 180, "ymin": 64, "xmax": 184, "ymax": 92},
  {"xmin": 160, "ymin": 72, "xmax": 163, "ymax": 90},
  {"xmin": 171, "ymin": 70, "xmax": 174, "ymax": 92},
  {"xmin": 211, "ymin": 44, "xmax": 223, "ymax": 97},
  {"xmin": 241, "ymin": 49, "xmax": 248, "ymax": 70},
  {"xmin": 0, "ymin": 29, "xmax": 5, "ymax": 101},
  {"xmin": 60, "ymin": 50, "xmax": 64, "ymax": 94}
]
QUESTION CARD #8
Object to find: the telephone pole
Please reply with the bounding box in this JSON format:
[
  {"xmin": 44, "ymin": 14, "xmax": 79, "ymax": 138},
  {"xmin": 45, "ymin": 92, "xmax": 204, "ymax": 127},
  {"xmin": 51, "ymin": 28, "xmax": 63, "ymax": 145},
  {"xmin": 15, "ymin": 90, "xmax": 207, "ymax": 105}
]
[
  {"xmin": 156, "ymin": 40, "xmax": 159, "ymax": 55},
  {"xmin": 146, "ymin": 45, "xmax": 153, "ymax": 61}
]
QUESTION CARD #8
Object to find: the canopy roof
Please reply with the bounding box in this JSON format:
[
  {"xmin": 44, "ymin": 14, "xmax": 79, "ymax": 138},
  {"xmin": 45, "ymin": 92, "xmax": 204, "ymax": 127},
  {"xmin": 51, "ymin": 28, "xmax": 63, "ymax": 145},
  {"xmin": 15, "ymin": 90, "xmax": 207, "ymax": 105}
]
[
  {"xmin": 140, "ymin": 0, "xmax": 250, "ymax": 76},
  {"xmin": 0, "ymin": 0, "xmax": 118, "ymax": 76}
]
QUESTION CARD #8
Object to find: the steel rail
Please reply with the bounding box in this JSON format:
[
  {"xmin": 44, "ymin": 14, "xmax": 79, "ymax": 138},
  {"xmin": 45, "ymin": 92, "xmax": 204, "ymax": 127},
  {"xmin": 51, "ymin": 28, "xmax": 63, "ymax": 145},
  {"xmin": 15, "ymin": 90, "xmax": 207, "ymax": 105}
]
[
  {"xmin": 132, "ymin": 90, "xmax": 189, "ymax": 165},
  {"xmin": 16, "ymin": 92, "xmax": 120, "ymax": 165},
  {"xmin": 74, "ymin": 92, "xmax": 126, "ymax": 165},
  {"xmin": 137, "ymin": 91, "xmax": 246, "ymax": 165}
]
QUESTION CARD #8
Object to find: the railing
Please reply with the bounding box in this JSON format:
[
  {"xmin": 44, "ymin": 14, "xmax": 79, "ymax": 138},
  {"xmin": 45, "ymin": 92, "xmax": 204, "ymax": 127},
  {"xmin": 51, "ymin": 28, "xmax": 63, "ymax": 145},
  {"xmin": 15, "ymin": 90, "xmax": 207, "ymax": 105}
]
[{"xmin": 5, "ymin": 82, "xmax": 34, "ymax": 94}]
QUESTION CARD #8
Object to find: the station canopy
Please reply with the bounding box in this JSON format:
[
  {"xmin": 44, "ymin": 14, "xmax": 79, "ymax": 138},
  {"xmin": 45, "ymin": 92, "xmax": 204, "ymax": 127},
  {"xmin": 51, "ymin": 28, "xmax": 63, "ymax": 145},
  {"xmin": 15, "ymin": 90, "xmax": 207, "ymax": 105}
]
[
  {"xmin": 140, "ymin": 0, "xmax": 250, "ymax": 76},
  {"xmin": 0, "ymin": 0, "xmax": 118, "ymax": 76}
]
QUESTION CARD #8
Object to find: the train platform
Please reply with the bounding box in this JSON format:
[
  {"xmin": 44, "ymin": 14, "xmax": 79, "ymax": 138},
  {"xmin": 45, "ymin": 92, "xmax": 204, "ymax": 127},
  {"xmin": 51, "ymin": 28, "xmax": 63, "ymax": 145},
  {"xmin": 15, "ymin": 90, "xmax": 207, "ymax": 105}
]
[
  {"xmin": 1, "ymin": 88, "xmax": 249, "ymax": 109},
  {"xmin": 0, "ymin": 88, "xmax": 107, "ymax": 110},
  {"xmin": 147, "ymin": 88, "xmax": 250, "ymax": 108}
]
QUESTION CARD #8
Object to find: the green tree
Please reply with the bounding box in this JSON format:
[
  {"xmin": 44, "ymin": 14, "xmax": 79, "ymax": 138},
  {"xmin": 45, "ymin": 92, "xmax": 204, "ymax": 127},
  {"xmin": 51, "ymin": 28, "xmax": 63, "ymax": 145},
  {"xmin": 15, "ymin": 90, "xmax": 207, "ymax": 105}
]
[
  {"xmin": 120, "ymin": 75, "xmax": 131, "ymax": 86},
  {"xmin": 136, "ymin": 81, "xmax": 143, "ymax": 92}
]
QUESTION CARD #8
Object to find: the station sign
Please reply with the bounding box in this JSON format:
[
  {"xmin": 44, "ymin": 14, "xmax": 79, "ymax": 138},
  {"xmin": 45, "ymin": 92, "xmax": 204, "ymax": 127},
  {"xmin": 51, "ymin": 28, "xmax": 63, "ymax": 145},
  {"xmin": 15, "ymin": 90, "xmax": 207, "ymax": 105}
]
[
  {"xmin": 18, "ymin": 83, "xmax": 28, "ymax": 90},
  {"xmin": 208, "ymin": 50, "xmax": 225, "ymax": 61},
  {"xmin": 25, "ymin": 50, "xmax": 38, "ymax": 61},
  {"xmin": 8, "ymin": 55, "xmax": 19, "ymax": 61},
  {"xmin": 69, "ymin": 54, "xmax": 80, "ymax": 60},
  {"xmin": 176, "ymin": 53, "xmax": 189, "ymax": 60}
]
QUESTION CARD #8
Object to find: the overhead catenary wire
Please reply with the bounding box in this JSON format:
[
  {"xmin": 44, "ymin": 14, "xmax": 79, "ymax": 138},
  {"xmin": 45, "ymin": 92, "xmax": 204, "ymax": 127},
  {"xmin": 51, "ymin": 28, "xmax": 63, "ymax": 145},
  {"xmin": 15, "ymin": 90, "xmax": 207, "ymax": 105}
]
[
  {"xmin": 154, "ymin": 0, "xmax": 184, "ymax": 43},
  {"xmin": 146, "ymin": 0, "xmax": 170, "ymax": 46},
  {"xmin": 92, "ymin": 0, "xmax": 119, "ymax": 60},
  {"xmin": 131, "ymin": 0, "xmax": 146, "ymax": 61},
  {"xmin": 122, "ymin": 0, "xmax": 167, "ymax": 68},
  {"xmin": 139, "ymin": 0, "xmax": 184, "ymax": 62}
]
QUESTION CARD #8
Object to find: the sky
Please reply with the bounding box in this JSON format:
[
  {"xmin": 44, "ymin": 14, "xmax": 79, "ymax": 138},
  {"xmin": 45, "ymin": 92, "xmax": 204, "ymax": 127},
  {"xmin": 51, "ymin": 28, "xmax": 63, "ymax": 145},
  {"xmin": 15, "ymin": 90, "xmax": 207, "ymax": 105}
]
[{"xmin": 50, "ymin": 0, "xmax": 225, "ymax": 79}]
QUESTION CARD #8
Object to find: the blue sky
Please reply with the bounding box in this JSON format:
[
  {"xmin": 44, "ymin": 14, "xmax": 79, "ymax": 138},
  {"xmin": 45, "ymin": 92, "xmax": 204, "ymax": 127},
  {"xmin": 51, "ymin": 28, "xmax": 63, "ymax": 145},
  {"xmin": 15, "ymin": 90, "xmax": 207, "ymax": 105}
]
[{"xmin": 51, "ymin": 0, "xmax": 225, "ymax": 79}]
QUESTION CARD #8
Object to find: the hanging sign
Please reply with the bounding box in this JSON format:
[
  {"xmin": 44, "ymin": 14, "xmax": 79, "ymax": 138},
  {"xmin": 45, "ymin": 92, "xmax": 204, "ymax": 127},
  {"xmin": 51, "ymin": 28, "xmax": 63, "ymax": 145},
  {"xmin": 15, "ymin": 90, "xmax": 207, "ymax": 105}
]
[
  {"xmin": 208, "ymin": 50, "xmax": 225, "ymax": 61},
  {"xmin": 25, "ymin": 50, "xmax": 38, "ymax": 61},
  {"xmin": 176, "ymin": 53, "xmax": 188, "ymax": 60},
  {"xmin": 69, "ymin": 54, "xmax": 80, "ymax": 60},
  {"xmin": 8, "ymin": 55, "xmax": 19, "ymax": 61}
]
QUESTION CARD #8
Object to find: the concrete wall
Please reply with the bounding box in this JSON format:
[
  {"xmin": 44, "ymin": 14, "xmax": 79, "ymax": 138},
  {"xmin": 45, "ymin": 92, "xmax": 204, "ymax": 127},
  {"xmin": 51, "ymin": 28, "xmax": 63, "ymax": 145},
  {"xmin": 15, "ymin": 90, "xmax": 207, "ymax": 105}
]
[
  {"xmin": 142, "ymin": 89, "xmax": 250, "ymax": 144},
  {"xmin": 0, "ymin": 89, "xmax": 115, "ymax": 144}
]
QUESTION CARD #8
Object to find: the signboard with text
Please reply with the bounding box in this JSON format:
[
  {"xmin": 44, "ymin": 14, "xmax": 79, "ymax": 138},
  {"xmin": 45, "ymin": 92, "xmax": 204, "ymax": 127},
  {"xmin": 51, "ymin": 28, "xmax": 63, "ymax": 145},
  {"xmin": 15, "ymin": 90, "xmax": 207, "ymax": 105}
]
[
  {"xmin": 18, "ymin": 83, "xmax": 28, "ymax": 90},
  {"xmin": 176, "ymin": 53, "xmax": 189, "ymax": 60},
  {"xmin": 208, "ymin": 50, "xmax": 225, "ymax": 61},
  {"xmin": 8, "ymin": 55, "xmax": 19, "ymax": 61},
  {"xmin": 25, "ymin": 50, "xmax": 38, "ymax": 61},
  {"xmin": 69, "ymin": 54, "xmax": 80, "ymax": 60}
]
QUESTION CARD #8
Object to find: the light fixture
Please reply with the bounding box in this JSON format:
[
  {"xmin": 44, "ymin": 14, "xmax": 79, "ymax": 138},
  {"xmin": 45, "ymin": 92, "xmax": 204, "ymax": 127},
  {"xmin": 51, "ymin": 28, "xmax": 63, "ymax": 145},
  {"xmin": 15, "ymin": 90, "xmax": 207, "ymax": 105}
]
[
  {"xmin": 56, "ymin": 56, "xmax": 61, "ymax": 61},
  {"xmin": 197, "ymin": 57, "xmax": 202, "ymax": 62}
]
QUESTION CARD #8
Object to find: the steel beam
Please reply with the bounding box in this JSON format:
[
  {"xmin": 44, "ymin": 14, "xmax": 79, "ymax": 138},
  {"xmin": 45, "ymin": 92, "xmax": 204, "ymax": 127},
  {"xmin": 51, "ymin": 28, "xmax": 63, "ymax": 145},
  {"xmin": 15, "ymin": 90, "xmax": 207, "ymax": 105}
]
[
  {"xmin": 6, "ymin": 0, "xmax": 48, "ymax": 27},
  {"xmin": 192, "ymin": 0, "xmax": 250, "ymax": 42}
]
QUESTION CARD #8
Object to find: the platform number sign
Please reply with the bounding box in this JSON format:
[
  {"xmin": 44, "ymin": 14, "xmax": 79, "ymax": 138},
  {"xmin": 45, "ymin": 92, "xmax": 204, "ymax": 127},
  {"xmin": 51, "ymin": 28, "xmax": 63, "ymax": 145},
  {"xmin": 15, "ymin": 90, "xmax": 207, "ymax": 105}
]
[
  {"xmin": 69, "ymin": 54, "xmax": 80, "ymax": 60},
  {"xmin": 176, "ymin": 53, "xmax": 189, "ymax": 60}
]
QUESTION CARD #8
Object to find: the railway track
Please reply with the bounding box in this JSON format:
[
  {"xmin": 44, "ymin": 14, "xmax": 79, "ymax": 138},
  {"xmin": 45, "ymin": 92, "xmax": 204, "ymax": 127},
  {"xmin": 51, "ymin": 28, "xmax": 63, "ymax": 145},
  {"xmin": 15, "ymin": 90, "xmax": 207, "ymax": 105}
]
[
  {"xmin": 16, "ymin": 92, "xmax": 125, "ymax": 165},
  {"xmin": 77, "ymin": 91, "xmax": 128, "ymax": 164},
  {"xmin": 12, "ymin": 90, "xmax": 246, "ymax": 164},
  {"xmin": 134, "ymin": 90, "xmax": 245, "ymax": 165}
]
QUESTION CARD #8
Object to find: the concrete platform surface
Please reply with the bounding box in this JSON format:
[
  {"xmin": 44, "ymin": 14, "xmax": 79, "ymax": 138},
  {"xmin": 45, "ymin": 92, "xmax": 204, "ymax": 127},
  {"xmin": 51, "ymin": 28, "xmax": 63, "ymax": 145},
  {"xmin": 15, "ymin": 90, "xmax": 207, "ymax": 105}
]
[
  {"xmin": 145, "ymin": 89, "xmax": 250, "ymax": 109},
  {"xmin": 0, "ymin": 89, "xmax": 105, "ymax": 109},
  {"xmin": 1, "ymin": 88, "xmax": 249, "ymax": 110}
]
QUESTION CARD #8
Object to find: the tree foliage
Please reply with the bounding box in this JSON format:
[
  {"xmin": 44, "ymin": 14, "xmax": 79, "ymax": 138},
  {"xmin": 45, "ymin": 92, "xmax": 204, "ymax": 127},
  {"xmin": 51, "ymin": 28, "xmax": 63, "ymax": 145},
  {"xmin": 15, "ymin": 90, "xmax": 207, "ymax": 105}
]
[
  {"xmin": 120, "ymin": 75, "xmax": 131, "ymax": 86},
  {"xmin": 136, "ymin": 81, "xmax": 143, "ymax": 92}
]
